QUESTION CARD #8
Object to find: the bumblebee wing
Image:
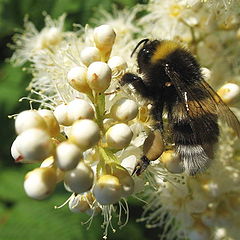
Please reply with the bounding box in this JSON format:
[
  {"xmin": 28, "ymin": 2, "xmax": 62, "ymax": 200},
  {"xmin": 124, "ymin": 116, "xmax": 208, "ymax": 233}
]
[
  {"xmin": 165, "ymin": 67, "xmax": 218, "ymax": 175},
  {"xmin": 165, "ymin": 65, "xmax": 240, "ymax": 137},
  {"xmin": 200, "ymin": 80, "xmax": 240, "ymax": 137}
]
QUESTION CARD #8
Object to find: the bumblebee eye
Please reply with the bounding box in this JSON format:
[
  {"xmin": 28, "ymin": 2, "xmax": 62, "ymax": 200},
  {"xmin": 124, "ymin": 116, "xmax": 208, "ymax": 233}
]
[{"xmin": 139, "ymin": 48, "xmax": 151, "ymax": 64}]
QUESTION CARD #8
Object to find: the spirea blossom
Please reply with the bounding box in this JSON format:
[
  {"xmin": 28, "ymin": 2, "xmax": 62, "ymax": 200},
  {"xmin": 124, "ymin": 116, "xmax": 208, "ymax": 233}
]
[{"xmin": 9, "ymin": 0, "xmax": 240, "ymax": 239}]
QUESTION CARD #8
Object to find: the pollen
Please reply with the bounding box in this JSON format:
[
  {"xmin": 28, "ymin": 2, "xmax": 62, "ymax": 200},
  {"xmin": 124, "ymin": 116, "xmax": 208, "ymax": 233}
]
[{"xmin": 169, "ymin": 4, "xmax": 182, "ymax": 17}]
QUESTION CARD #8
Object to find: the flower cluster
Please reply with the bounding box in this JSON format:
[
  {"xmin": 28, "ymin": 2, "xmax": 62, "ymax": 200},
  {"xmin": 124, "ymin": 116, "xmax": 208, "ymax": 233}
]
[
  {"xmin": 10, "ymin": 17, "xmax": 157, "ymax": 237},
  {"xmin": 9, "ymin": 0, "xmax": 240, "ymax": 239}
]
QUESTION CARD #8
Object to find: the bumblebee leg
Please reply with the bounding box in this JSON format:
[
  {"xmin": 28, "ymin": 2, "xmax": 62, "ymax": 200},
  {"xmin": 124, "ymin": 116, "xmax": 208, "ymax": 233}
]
[
  {"xmin": 121, "ymin": 73, "xmax": 151, "ymax": 98},
  {"xmin": 150, "ymin": 101, "xmax": 164, "ymax": 132},
  {"xmin": 132, "ymin": 156, "xmax": 150, "ymax": 176}
]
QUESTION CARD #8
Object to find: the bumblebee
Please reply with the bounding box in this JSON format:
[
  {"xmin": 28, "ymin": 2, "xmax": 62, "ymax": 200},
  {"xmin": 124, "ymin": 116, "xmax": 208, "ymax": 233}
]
[{"xmin": 121, "ymin": 39, "xmax": 240, "ymax": 176}]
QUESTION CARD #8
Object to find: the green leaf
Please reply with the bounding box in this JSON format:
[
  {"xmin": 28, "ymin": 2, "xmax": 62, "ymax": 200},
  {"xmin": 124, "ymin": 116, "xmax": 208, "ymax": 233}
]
[{"xmin": 0, "ymin": 63, "xmax": 29, "ymax": 113}]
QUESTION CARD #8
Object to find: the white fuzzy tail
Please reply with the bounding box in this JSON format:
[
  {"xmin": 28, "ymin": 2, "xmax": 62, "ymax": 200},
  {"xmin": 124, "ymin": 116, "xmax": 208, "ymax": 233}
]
[{"xmin": 176, "ymin": 144, "xmax": 212, "ymax": 176}]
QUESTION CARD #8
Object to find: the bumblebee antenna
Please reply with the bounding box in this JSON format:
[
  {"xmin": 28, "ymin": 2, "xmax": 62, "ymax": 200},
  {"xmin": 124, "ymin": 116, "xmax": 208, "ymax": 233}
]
[{"xmin": 131, "ymin": 39, "xmax": 149, "ymax": 57}]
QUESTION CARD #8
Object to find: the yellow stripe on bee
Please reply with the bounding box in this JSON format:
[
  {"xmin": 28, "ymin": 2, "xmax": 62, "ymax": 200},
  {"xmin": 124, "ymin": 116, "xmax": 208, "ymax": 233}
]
[{"xmin": 151, "ymin": 41, "xmax": 180, "ymax": 63}]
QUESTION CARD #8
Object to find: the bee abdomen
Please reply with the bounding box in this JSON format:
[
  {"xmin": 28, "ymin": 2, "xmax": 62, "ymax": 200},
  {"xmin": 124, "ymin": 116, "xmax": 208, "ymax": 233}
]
[
  {"xmin": 172, "ymin": 116, "xmax": 219, "ymax": 175},
  {"xmin": 172, "ymin": 114, "xmax": 219, "ymax": 145},
  {"xmin": 176, "ymin": 144, "xmax": 212, "ymax": 176}
]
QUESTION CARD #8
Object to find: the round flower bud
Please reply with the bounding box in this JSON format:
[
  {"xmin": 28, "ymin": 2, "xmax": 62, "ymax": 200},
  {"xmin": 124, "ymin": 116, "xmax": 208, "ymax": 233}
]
[
  {"xmin": 80, "ymin": 47, "xmax": 101, "ymax": 67},
  {"xmin": 64, "ymin": 161, "xmax": 94, "ymax": 194},
  {"xmin": 67, "ymin": 99, "xmax": 95, "ymax": 123},
  {"xmin": 54, "ymin": 104, "xmax": 71, "ymax": 126},
  {"xmin": 24, "ymin": 167, "xmax": 57, "ymax": 200},
  {"xmin": 40, "ymin": 156, "xmax": 65, "ymax": 183},
  {"xmin": 110, "ymin": 98, "xmax": 138, "ymax": 122},
  {"xmin": 38, "ymin": 109, "xmax": 60, "ymax": 137},
  {"xmin": 55, "ymin": 142, "xmax": 83, "ymax": 171},
  {"xmin": 15, "ymin": 128, "xmax": 53, "ymax": 162},
  {"xmin": 110, "ymin": 164, "xmax": 134, "ymax": 197},
  {"xmin": 11, "ymin": 138, "xmax": 23, "ymax": 162},
  {"xmin": 40, "ymin": 156, "xmax": 54, "ymax": 168},
  {"xmin": 87, "ymin": 62, "xmax": 112, "ymax": 92},
  {"xmin": 105, "ymin": 123, "xmax": 133, "ymax": 149},
  {"xmin": 15, "ymin": 110, "xmax": 47, "ymax": 135},
  {"xmin": 217, "ymin": 83, "xmax": 240, "ymax": 104},
  {"xmin": 107, "ymin": 56, "xmax": 127, "ymax": 72},
  {"xmin": 93, "ymin": 174, "xmax": 122, "ymax": 205},
  {"xmin": 93, "ymin": 25, "xmax": 116, "ymax": 50},
  {"xmin": 67, "ymin": 66, "xmax": 90, "ymax": 93},
  {"xmin": 160, "ymin": 150, "xmax": 184, "ymax": 174},
  {"xmin": 69, "ymin": 119, "xmax": 100, "ymax": 151}
]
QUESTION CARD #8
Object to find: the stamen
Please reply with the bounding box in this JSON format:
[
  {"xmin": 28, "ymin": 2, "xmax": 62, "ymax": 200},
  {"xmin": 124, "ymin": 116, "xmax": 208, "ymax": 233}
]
[{"xmin": 54, "ymin": 193, "xmax": 74, "ymax": 209}]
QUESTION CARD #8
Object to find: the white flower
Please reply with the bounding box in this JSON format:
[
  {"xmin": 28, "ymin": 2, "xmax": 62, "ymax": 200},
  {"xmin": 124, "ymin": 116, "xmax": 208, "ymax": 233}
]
[
  {"xmin": 11, "ymin": 14, "xmax": 65, "ymax": 65},
  {"xmin": 9, "ymin": 1, "xmax": 240, "ymax": 239}
]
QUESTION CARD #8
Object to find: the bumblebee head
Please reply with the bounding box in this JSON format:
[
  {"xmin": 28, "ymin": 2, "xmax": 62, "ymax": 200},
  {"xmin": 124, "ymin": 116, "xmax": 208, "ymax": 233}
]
[{"xmin": 131, "ymin": 39, "xmax": 160, "ymax": 73}]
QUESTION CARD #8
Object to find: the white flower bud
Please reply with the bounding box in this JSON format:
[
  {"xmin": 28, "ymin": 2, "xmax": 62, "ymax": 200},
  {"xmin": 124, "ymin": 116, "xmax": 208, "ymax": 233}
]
[
  {"xmin": 69, "ymin": 119, "xmax": 100, "ymax": 151},
  {"xmin": 40, "ymin": 156, "xmax": 65, "ymax": 183},
  {"xmin": 15, "ymin": 110, "xmax": 47, "ymax": 134},
  {"xmin": 64, "ymin": 161, "xmax": 94, "ymax": 194},
  {"xmin": 160, "ymin": 150, "xmax": 184, "ymax": 174},
  {"xmin": 24, "ymin": 167, "xmax": 57, "ymax": 200},
  {"xmin": 110, "ymin": 98, "xmax": 138, "ymax": 122},
  {"xmin": 119, "ymin": 174, "xmax": 134, "ymax": 197},
  {"xmin": 67, "ymin": 66, "xmax": 90, "ymax": 93},
  {"xmin": 15, "ymin": 128, "xmax": 53, "ymax": 162},
  {"xmin": 55, "ymin": 142, "xmax": 83, "ymax": 171},
  {"xmin": 54, "ymin": 104, "xmax": 72, "ymax": 126},
  {"xmin": 87, "ymin": 61, "xmax": 112, "ymax": 92},
  {"xmin": 40, "ymin": 156, "xmax": 55, "ymax": 168},
  {"xmin": 11, "ymin": 138, "xmax": 23, "ymax": 162},
  {"xmin": 111, "ymin": 165, "xmax": 134, "ymax": 197},
  {"xmin": 67, "ymin": 99, "xmax": 95, "ymax": 123},
  {"xmin": 217, "ymin": 83, "xmax": 240, "ymax": 104},
  {"xmin": 107, "ymin": 56, "xmax": 127, "ymax": 72},
  {"xmin": 38, "ymin": 109, "xmax": 60, "ymax": 137},
  {"xmin": 93, "ymin": 174, "xmax": 122, "ymax": 205},
  {"xmin": 93, "ymin": 25, "xmax": 116, "ymax": 50},
  {"xmin": 80, "ymin": 47, "xmax": 101, "ymax": 67},
  {"xmin": 105, "ymin": 123, "xmax": 133, "ymax": 149}
]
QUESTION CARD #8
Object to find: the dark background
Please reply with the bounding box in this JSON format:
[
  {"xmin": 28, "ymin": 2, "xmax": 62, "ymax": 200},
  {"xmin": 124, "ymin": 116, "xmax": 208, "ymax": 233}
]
[{"xmin": 0, "ymin": 0, "xmax": 162, "ymax": 239}]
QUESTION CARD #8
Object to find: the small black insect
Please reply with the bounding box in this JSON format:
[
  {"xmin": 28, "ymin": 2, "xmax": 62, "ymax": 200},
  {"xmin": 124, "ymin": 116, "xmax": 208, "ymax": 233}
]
[{"xmin": 121, "ymin": 39, "xmax": 240, "ymax": 176}]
